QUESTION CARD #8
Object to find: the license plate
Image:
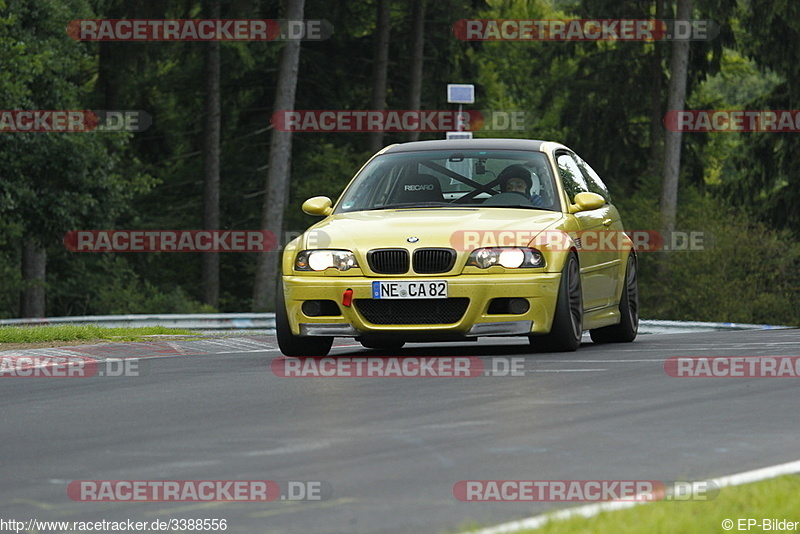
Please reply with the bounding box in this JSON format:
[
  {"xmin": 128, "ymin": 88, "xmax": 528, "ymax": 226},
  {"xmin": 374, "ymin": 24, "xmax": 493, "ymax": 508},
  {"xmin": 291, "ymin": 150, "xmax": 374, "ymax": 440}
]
[{"xmin": 372, "ymin": 280, "xmax": 448, "ymax": 299}]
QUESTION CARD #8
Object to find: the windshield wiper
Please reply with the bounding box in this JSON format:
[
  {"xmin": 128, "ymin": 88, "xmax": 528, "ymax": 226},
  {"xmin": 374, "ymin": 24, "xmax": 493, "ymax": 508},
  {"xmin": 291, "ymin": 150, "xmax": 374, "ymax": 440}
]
[
  {"xmin": 365, "ymin": 202, "xmax": 450, "ymax": 211},
  {"xmin": 481, "ymin": 204, "xmax": 548, "ymax": 210}
]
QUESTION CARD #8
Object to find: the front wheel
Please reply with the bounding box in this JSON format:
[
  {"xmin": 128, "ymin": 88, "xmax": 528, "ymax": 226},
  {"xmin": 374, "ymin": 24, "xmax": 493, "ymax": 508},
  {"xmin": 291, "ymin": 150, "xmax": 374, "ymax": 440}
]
[
  {"xmin": 530, "ymin": 253, "xmax": 582, "ymax": 352},
  {"xmin": 590, "ymin": 254, "xmax": 639, "ymax": 343},
  {"xmin": 276, "ymin": 283, "xmax": 333, "ymax": 357}
]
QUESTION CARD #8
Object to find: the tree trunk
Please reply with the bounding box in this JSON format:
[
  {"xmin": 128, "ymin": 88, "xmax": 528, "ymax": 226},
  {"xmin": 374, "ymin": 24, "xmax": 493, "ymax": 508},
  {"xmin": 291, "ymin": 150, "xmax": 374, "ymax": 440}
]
[
  {"xmin": 252, "ymin": 0, "xmax": 305, "ymax": 311},
  {"xmin": 20, "ymin": 239, "xmax": 46, "ymax": 318},
  {"xmin": 407, "ymin": 0, "xmax": 426, "ymax": 142},
  {"xmin": 647, "ymin": 0, "xmax": 664, "ymax": 187},
  {"xmin": 202, "ymin": 0, "xmax": 222, "ymax": 308},
  {"xmin": 97, "ymin": 42, "xmax": 119, "ymax": 110},
  {"xmin": 368, "ymin": 0, "xmax": 390, "ymax": 152},
  {"xmin": 660, "ymin": 0, "xmax": 693, "ymax": 234}
]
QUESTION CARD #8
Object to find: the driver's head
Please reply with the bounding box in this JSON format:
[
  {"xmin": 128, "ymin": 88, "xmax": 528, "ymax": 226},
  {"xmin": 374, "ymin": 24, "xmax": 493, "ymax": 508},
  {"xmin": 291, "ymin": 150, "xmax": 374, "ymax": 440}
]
[{"xmin": 499, "ymin": 165, "xmax": 533, "ymax": 194}]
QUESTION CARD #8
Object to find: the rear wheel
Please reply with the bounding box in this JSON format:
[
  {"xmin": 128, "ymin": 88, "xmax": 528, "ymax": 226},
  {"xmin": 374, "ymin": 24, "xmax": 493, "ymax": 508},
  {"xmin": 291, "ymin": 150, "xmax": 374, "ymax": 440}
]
[
  {"xmin": 590, "ymin": 254, "xmax": 638, "ymax": 343},
  {"xmin": 530, "ymin": 253, "xmax": 582, "ymax": 352},
  {"xmin": 276, "ymin": 283, "xmax": 333, "ymax": 357}
]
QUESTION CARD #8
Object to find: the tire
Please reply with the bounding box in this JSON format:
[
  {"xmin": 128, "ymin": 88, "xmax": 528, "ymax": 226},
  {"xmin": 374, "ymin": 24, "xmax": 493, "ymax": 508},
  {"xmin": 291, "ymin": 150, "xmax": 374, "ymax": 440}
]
[
  {"xmin": 359, "ymin": 339, "xmax": 405, "ymax": 351},
  {"xmin": 530, "ymin": 253, "xmax": 583, "ymax": 352},
  {"xmin": 276, "ymin": 283, "xmax": 333, "ymax": 357},
  {"xmin": 590, "ymin": 254, "xmax": 639, "ymax": 344}
]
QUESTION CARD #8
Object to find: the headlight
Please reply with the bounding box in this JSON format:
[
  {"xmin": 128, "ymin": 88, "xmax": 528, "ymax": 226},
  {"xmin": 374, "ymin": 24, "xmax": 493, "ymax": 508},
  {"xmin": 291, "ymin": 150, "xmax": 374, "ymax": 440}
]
[
  {"xmin": 295, "ymin": 249, "xmax": 359, "ymax": 271},
  {"xmin": 467, "ymin": 247, "xmax": 545, "ymax": 269}
]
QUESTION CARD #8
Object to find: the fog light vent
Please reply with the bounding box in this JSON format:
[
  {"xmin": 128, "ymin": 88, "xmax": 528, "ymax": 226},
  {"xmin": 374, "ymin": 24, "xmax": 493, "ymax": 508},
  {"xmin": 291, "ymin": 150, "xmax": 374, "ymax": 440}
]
[
  {"xmin": 487, "ymin": 298, "xmax": 530, "ymax": 315},
  {"xmin": 302, "ymin": 300, "xmax": 341, "ymax": 317}
]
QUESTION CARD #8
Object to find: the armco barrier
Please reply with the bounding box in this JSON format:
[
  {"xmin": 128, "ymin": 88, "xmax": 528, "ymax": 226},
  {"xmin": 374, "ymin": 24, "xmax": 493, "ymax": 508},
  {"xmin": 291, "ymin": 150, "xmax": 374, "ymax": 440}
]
[
  {"xmin": 0, "ymin": 314, "xmax": 274, "ymax": 330},
  {"xmin": 0, "ymin": 315, "xmax": 792, "ymax": 335}
]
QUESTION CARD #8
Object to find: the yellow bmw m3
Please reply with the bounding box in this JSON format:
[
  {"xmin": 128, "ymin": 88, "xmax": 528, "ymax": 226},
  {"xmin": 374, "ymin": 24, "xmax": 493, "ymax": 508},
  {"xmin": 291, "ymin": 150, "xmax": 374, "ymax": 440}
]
[{"xmin": 277, "ymin": 138, "xmax": 638, "ymax": 356}]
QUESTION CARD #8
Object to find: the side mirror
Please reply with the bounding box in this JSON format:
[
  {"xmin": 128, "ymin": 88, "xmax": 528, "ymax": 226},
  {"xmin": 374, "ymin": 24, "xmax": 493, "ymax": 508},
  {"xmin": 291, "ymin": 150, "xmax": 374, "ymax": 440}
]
[
  {"xmin": 302, "ymin": 196, "xmax": 333, "ymax": 216},
  {"xmin": 569, "ymin": 192, "xmax": 606, "ymax": 213}
]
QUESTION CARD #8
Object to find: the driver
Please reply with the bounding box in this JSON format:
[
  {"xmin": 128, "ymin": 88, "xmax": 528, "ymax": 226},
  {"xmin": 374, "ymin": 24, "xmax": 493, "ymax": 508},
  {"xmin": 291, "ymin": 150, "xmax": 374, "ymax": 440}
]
[{"xmin": 498, "ymin": 165, "xmax": 544, "ymax": 207}]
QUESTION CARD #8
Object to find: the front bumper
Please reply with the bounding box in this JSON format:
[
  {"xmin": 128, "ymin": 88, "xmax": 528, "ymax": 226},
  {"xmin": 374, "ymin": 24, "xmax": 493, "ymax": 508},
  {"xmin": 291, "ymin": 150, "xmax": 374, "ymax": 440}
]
[{"xmin": 282, "ymin": 272, "xmax": 562, "ymax": 340}]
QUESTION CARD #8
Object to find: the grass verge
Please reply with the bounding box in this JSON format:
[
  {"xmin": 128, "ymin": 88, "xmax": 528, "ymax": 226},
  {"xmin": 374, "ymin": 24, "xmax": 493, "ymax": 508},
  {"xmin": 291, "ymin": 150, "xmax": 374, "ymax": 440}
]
[
  {"xmin": 459, "ymin": 475, "xmax": 800, "ymax": 534},
  {"xmin": 0, "ymin": 324, "xmax": 197, "ymax": 343}
]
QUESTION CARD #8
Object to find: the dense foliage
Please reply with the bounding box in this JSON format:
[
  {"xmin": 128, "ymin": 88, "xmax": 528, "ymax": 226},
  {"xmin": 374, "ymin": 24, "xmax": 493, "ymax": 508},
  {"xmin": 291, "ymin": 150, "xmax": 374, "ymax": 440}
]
[{"xmin": 0, "ymin": 0, "xmax": 797, "ymax": 325}]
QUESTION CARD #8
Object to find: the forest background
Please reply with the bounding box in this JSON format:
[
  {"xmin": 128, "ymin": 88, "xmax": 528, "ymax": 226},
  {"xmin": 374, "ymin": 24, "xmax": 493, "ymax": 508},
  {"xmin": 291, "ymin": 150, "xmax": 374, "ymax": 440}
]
[{"xmin": 1, "ymin": 0, "xmax": 797, "ymax": 325}]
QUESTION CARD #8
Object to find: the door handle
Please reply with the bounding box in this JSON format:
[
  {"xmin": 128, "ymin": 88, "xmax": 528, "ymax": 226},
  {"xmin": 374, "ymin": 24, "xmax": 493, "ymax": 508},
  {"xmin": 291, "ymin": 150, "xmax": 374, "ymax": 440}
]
[{"xmin": 602, "ymin": 218, "xmax": 613, "ymax": 226}]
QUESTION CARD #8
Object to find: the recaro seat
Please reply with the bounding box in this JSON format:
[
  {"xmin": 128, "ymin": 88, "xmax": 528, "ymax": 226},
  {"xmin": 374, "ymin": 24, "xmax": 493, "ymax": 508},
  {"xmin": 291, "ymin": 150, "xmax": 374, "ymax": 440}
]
[{"xmin": 390, "ymin": 173, "xmax": 445, "ymax": 204}]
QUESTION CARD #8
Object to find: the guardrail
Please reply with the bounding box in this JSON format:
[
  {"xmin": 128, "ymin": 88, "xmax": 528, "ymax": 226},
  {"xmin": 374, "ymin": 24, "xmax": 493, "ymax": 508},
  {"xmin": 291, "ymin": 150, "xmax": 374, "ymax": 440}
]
[
  {"xmin": 0, "ymin": 314, "xmax": 275, "ymax": 330},
  {"xmin": 0, "ymin": 314, "xmax": 792, "ymax": 334}
]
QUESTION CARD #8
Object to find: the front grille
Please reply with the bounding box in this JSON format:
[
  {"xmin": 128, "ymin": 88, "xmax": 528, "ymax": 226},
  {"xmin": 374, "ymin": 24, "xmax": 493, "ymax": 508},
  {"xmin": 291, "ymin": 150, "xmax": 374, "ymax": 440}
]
[
  {"xmin": 413, "ymin": 248, "xmax": 456, "ymax": 274},
  {"xmin": 367, "ymin": 249, "xmax": 410, "ymax": 274},
  {"xmin": 355, "ymin": 298, "xmax": 469, "ymax": 325}
]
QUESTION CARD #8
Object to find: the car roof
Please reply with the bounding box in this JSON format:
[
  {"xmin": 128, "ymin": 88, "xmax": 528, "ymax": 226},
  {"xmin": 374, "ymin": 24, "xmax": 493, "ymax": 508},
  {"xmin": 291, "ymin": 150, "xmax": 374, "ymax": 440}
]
[{"xmin": 380, "ymin": 138, "xmax": 552, "ymax": 154}]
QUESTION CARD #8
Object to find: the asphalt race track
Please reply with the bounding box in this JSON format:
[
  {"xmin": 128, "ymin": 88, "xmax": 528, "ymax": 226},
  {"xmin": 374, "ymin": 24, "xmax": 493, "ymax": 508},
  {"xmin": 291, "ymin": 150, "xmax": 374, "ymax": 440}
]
[{"xmin": 1, "ymin": 328, "xmax": 799, "ymax": 533}]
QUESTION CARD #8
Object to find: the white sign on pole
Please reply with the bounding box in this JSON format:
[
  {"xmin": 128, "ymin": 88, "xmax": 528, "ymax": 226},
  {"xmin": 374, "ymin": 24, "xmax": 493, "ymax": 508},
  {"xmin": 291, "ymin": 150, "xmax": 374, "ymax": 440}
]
[{"xmin": 447, "ymin": 84, "xmax": 475, "ymax": 104}]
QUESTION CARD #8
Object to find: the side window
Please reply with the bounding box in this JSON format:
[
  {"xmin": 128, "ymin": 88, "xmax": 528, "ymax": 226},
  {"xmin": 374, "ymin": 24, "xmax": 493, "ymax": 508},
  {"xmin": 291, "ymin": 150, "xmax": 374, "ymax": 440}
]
[
  {"xmin": 556, "ymin": 153, "xmax": 588, "ymax": 204},
  {"xmin": 576, "ymin": 156, "xmax": 611, "ymax": 202}
]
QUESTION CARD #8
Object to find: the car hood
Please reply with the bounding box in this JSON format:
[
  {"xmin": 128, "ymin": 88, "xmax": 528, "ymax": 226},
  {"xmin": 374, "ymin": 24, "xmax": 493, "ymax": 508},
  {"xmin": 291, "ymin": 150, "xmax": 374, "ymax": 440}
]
[{"xmin": 302, "ymin": 208, "xmax": 566, "ymax": 250}]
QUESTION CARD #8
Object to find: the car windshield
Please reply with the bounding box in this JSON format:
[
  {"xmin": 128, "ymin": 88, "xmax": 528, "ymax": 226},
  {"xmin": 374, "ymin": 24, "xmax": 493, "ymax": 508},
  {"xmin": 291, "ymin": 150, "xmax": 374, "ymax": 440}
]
[{"xmin": 334, "ymin": 149, "xmax": 561, "ymax": 213}]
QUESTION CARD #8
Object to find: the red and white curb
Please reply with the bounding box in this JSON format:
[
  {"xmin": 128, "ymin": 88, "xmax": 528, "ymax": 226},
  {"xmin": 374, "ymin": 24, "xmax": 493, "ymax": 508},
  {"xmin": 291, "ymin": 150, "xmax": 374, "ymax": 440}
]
[{"xmin": 0, "ymin": 337, "xmax": 278, "ymax": 371}]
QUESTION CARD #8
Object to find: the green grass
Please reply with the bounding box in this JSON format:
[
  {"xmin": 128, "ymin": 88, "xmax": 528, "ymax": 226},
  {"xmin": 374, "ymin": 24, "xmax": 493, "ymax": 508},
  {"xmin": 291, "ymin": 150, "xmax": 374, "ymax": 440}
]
[
  {"xmin": 457, "ymin": 475, "xmax": 800, "ymax": 534},
  {"xmin": 0, "ymin": 324, "xmax": 197, "ymax": 343}
]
